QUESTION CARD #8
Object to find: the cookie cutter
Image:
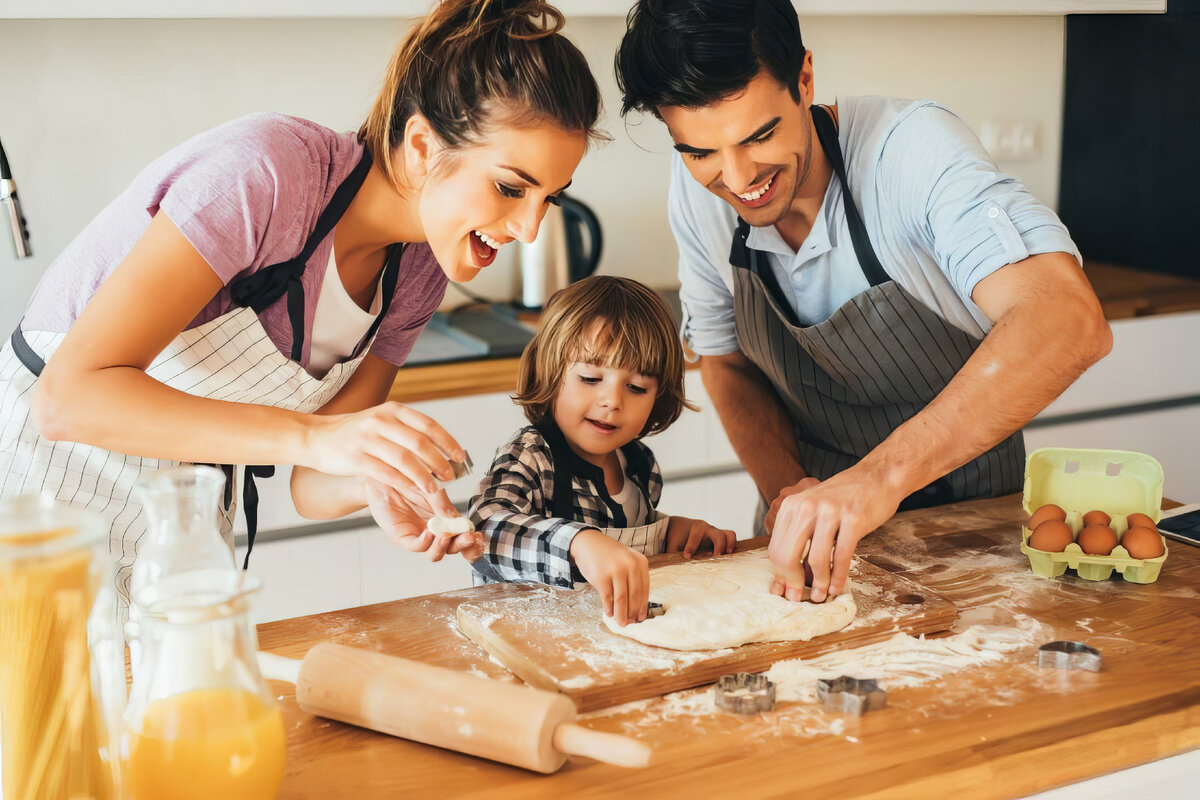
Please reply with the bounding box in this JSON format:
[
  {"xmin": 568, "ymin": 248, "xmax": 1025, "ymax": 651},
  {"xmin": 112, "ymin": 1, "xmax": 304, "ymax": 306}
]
[
  {"xmin": 646, "ymin": 601, "xmax": 665, "ymax": 619},
  {"xmin": 1037, "ymin": 641, "xmax": 1102, "ymax": 672},
  {"xmin": 434, "ymin": 452, "xmax": 474, "ymax": 486},
  {"xmin": 713, "ymin": 672, "xmax": 776, "ymax": 714},
  {"xmin": 816, "ymin": 676, "xmax": 887, "ymax": 715}
]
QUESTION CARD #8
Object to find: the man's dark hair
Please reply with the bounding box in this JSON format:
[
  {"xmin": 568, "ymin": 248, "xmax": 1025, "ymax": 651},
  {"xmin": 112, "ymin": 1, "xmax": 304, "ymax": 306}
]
[{"xmin": 616, "ymin": 0, "xmax": 806, "ymax": 118}]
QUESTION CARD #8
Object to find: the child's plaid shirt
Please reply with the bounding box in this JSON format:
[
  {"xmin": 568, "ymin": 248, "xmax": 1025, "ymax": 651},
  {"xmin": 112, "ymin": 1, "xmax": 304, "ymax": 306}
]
[{"xmin": 468, "ymin": 423, "xmax": 663, "ymax": 588}]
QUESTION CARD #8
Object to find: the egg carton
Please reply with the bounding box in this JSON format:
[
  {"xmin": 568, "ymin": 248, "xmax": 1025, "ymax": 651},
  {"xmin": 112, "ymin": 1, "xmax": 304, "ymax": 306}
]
[{"xmin": 1019, "ymin": 447, "xmax": 1169, "ymax": 584}]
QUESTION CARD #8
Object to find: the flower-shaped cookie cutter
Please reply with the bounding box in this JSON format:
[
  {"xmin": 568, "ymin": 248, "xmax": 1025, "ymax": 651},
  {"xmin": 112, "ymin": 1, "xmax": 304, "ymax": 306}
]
[
  {"xmin": 1037, "ymin": 641, "xmax": 1102, "ymax": 672},
  {"xmin": 816, "ymin": 676, "xmax": 887, "ymax": 715},
  {"xmin": 713, "ymin": 672, "xmax": 776, "ymax": 714}
]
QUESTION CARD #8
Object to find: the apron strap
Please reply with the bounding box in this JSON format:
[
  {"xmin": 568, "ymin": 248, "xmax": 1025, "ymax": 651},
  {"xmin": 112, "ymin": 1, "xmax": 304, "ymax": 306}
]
[
  {"xmin": 809, "ymin": 105, "xmax": 892, "ymax": 288},
  {"xmin": 228, "ymin": 146, "xmax": 376, "ymax": 361},
  {"xmin": 10, "ymin": 322, "xmax": 45, "ymax": 376}
]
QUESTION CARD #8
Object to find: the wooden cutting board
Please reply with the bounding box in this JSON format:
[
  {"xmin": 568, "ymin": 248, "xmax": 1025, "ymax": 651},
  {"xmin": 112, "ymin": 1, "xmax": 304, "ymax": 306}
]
[{"xmin": 456, "ymin": 542, "xmax": 956, "ymax": 712}]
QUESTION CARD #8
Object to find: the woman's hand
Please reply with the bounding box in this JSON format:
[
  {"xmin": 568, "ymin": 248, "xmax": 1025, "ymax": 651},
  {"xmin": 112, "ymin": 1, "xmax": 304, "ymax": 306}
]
[
  {"xmin": 664, "ymin": 516, "xmax": 737, "ymax": 560},
  {"xmin": 305, "ymin": 401, "xmax": 467, "ymax": 497},
  {"xmin": 365, "ymin": 480, "xmax": 482, "ymax": 563},
  {"xmin": 570, "ymin": 530, "xmax": 649, "ymax": 627}
]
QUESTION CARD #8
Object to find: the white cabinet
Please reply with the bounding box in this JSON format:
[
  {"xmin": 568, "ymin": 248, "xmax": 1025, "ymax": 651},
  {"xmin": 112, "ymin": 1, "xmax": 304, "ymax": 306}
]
[{"xmin": 1026, "ymin": 311, "xmax": 1200, "ymax": 503}]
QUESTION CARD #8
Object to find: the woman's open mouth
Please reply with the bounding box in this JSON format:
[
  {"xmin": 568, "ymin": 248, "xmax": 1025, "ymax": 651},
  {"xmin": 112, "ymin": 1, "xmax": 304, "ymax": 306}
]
[{"xmin": 469, "ymin": 230, "xmax": 501, "ymax": 267}]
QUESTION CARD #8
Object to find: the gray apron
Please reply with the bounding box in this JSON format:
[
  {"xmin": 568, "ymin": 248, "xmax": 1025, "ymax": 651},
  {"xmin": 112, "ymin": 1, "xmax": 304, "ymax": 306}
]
[{"xmin": 729, "ymin": 105, "xmax": 1023, "ymax": 512}]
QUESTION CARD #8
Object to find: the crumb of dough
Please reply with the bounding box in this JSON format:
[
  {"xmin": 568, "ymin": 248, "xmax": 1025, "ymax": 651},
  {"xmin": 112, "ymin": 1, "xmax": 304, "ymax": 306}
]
[{"xmin": 428, "ymin": 515, "xmax": 473, "ymax": 537}]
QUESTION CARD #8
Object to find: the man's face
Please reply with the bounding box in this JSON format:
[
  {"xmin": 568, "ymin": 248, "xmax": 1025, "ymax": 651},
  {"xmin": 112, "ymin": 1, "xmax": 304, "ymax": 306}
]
[{"xmin": 659, "ymin": 61, "xmax": 816, "ymax": 229}]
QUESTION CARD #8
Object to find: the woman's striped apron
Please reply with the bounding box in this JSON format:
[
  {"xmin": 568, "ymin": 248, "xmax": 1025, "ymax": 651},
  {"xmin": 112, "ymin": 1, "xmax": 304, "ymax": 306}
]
[{"xmin": 0, "ymin": 149, "xmax": 405, "ymax": 602}]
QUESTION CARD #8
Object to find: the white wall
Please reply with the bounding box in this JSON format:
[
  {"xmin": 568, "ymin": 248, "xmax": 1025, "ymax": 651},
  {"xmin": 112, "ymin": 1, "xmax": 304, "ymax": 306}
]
[{"xmin": 0, "ymin": 13, "xmax": 1067, "ymax": 330}]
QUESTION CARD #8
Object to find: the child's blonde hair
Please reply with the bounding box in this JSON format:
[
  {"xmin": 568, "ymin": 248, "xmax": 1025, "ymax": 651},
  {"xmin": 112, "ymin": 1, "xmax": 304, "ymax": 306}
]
[{"xmin": 514, "ymin": 276, "xmax": 696, "ymax": 437}]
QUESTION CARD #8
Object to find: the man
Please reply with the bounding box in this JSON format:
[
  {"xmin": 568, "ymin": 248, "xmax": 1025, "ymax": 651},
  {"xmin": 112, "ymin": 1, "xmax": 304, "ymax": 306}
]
[{"xmin": 615, "ymin": 0, "xmax": 1111, "ymax": 604}]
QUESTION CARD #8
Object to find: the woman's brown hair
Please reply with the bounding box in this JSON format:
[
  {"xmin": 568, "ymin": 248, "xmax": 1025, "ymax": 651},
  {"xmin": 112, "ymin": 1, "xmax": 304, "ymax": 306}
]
[
  {"xmin": 360, "ymin": 0, "xmax": 604, "ymax": 187},
  {"xmin": 515, "ymin": 276, "xmax": 697, "ymax": 437}
]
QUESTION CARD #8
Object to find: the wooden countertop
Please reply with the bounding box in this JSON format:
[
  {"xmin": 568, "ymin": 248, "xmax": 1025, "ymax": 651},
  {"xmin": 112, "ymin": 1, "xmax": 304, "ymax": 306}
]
[
  {"xmin": 389, "ymin": 262, "xmax": 1200, "ymax": 404},
  {"xmin": 257, "ymin": 494, "xmax": 1200, "ymax": 799}
]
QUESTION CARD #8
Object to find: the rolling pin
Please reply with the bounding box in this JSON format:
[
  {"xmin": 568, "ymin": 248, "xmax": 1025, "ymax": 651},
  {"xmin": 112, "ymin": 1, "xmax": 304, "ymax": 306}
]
[{"xmin": 258, "ymin": 642, "xmax": 652, "ymax": 774}]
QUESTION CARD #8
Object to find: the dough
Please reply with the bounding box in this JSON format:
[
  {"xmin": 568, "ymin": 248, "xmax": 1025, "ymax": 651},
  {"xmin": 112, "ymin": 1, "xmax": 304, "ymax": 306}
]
[
  {"xmin": 428, "ymin": 515, "xmax": 473, "ymax": 537},
  {"xmin": 602, "ymin": 549, "xmax": 857, "ymax": 651}
]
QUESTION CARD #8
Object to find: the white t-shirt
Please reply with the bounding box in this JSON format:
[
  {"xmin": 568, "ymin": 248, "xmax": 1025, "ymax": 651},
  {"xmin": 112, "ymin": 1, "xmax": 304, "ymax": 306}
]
[
  {"xmin": 611, "ymin": 449, "xmax": 651, "ymax": 526},
  {"xmin": 307, "ymin": 245, "xmax": 385, "ymax": 378}
]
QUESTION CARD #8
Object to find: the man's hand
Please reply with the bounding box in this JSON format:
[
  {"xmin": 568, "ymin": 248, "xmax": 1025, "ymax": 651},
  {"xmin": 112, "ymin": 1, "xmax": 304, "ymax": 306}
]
[
  {"xmin": 664, "ymin": 516, "xmax": 737, "ymax": 560},
  {"xmin": 767, "ymin": 469, "xmax": 902, "ymax": 603},
  {"xmin": 365, "ymin": 479, "xmax": 483, "ymax": 563},
  {"xmin": 570, "ymin": 530, "xmax": 649, "ymax": 627}
]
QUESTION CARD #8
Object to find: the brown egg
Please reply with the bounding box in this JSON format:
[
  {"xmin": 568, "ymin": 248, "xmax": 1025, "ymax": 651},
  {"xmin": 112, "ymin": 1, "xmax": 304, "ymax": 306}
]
[
  {"xmin": 1120, "ymin": 526, "xmax": 1165, "ymax": 559},
  {"xmin": 1126, "ymin": 512, "xmax": 1157, "ymax": 530},
  {"xmin": 1028, "ymin": 503, "xmax": 1067, "ymax": 531},
  {"xmin": 1029, "ymin": 520, "xmax": 1074, "ymax": 552},
  {"xmin": 1077, "ymin": 524, "xmax": 1118, "ymax": 555},
  {"xmin": 1082, "ymin": 510, "xmax": 1111, "ymax": 527}
]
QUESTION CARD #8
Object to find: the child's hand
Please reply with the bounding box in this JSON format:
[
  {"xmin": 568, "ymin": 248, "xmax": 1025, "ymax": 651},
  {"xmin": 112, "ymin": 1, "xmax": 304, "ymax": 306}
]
[
  {"xmin": 366, "ymin": 479, "xmax": 483, "ymax": 563},
  {"xmin": 570, "ymin": 530, "xmax": 649, "ymax": 627},
  {"xmin": 665, "ymin": 516, "xmax": 737, "ymax": 560}
]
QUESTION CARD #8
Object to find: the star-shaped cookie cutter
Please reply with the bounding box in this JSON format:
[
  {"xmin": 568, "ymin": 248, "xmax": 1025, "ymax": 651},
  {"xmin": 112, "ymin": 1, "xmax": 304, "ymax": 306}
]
[
  {"xmin": 1037, "ymin": 641, "xmax": 1102, "ymax": 672},
  {"xmin": 713, "ymin": 672, "xmax": 776, "ymax": 714},
  {"xmin": 816, "ymin": 676, "xmax": 887, "ymax": 715}
]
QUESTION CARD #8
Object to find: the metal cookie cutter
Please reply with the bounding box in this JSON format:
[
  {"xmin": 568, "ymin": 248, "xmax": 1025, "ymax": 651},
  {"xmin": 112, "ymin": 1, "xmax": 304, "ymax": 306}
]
[
  {"xmin": 713, "ymin": 672, "xmax": 776, "ymax": 714},
  {"xmin": 645, "ymin": 602, "xmax": 665, "ymax": 619},
  {"xmin": 435, "ymin": 452, "xmax": 474, "ymax": 486},
  {"xmin": 1037, "ymin": 641, "xmax": 1102, "ymax": 672},
  {"xmin": 816, "ymin": 676, "xmax": 887, "ymax": 716}
]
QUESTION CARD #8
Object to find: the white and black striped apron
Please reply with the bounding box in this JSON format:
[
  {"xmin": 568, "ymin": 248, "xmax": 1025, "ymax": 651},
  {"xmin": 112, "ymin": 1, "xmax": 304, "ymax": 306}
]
[
  {"xmin": 0, "ymin": 148, "xmax": 405, "ymax": 602},
  {"xmin": 729, "ymin": 105, "xmax": 1023, "ymax": 514}
]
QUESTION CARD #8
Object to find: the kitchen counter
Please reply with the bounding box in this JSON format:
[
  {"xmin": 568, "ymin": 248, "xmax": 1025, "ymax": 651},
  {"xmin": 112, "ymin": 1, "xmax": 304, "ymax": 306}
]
[
  {"xmin": 389, "ymin": 261, "xmax": 1200, "ymax": 404},
  {"xmin": 257, "ymin": 494, "xmax": 1200, "ymax": 799}
]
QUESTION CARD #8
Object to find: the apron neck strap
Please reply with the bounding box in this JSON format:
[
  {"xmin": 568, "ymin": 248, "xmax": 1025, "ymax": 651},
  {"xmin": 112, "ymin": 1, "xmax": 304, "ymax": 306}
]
[
  {"xmin": 809, "ymin": 105, "xmax": 891, "ymax": 288},
  {"xmin": 229, "ymin": 146, "xmax": 380, "ymax": 362}
]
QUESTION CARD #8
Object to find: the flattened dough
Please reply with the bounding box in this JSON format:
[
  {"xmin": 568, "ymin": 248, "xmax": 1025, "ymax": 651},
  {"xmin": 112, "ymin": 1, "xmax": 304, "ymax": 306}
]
[{"xmin": 602, "ymin": 549, "xmax": 856, "ymax": 651}]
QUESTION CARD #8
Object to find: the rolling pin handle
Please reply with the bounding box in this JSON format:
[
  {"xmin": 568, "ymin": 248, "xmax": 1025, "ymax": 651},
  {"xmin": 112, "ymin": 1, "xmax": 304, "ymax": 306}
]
[{"xmin": 551, "ymin": 723, "xmax": 652, "ymax": 768}]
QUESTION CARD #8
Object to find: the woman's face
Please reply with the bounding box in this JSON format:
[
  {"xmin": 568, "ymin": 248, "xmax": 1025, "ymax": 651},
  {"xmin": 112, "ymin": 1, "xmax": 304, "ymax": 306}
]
[{"xmin": 416, "ymin": 122, "xmax": 588, "ymax": 284}]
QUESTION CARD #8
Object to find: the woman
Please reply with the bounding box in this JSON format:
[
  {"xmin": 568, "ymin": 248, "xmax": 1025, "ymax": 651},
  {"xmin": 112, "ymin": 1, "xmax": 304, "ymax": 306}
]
[{"xmin": 0, "ymin": 0, "xmax": 603, "ymax": 600}]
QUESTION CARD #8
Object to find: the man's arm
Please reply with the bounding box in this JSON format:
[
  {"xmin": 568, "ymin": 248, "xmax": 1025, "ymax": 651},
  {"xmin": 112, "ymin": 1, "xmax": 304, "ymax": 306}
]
[
  {"xmin": 770, "ymin": 251, "xmax": 1112, "ymax": 603},
  {"xmin": 700, "ymin": 351, "xmax": 807, "ymax": 510}
]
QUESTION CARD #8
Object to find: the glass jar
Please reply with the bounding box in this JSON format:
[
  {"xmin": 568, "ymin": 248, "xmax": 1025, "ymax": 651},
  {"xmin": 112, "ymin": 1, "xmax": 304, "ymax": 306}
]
[
  {"xmin": 123, "ymin": 570, "xmax": 285, "ymax": 800},
  {"xmin": 127, "ymin": 465, "xmax": 236, "ymax": 679},
  {"xmin": 0, "ymin": 493, "xmax": 121, "ymax": 800}
]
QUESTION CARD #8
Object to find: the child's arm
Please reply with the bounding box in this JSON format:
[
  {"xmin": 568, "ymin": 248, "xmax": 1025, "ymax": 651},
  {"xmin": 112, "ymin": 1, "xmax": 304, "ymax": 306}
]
[
  {"xmin": 664, "ymin": 517, "xmax": 737, "ymax": 560},
  {"xmin": 569, "ymin": 531, "xmax": 650, "ymax": 627},
  {"xmin": 468, "ymin": 438, "xmax": 596, "ymax": 588}
]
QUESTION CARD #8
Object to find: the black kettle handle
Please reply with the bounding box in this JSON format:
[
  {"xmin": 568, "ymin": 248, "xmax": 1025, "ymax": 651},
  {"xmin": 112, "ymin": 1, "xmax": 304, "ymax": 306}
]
[{"xmin": 559, "ymin": 194, "xmax": 603, "ymax": 282}]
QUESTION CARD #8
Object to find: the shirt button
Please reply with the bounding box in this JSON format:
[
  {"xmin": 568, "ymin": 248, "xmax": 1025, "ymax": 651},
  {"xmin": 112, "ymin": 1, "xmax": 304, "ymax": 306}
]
[{"xmin": 987, "ymin": 206, "xmax": 1000, "ymax": 219}]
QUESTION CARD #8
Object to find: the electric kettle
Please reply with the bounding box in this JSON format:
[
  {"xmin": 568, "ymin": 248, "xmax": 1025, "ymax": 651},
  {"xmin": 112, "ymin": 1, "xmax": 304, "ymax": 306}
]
[{"xmin": 516, "ymin": 192, "xmax": 602, "ymax": 309}]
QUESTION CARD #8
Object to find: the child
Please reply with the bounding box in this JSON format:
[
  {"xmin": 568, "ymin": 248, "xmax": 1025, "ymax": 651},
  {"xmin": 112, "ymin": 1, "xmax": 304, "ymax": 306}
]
[{"xmin": 469, "ymin": 276, "xmax": 737, "ymax": 626}]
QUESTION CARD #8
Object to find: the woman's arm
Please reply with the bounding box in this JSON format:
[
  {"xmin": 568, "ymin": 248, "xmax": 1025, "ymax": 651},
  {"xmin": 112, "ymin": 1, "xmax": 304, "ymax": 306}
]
[{"xmin": 34, "ymin": 212, "xmax": 461, "ymax": 496}]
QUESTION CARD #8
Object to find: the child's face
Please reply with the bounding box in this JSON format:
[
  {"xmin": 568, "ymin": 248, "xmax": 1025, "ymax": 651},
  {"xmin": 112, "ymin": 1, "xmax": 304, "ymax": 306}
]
[{"xmin": 553, "ymin": 361, "xmax": 659, "ymax": 464}]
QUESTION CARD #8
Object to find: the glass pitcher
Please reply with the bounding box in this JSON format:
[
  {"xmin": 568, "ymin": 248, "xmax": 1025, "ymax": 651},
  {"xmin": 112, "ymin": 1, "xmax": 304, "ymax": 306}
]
[
  {"xmin": 123, "ymin": 570, "xmax": 285, "ymax": 800},
  {"xmin": 127, "ymin": 465, "xmax": 236, "ymax": 677},
  {"xmin": 0, "ymin": 494, "xmax": 122, "ymax": 800}
]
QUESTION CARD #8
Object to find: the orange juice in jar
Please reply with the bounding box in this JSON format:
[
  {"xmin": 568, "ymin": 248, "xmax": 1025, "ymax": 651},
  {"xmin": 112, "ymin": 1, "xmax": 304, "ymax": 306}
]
[
  {"xmin": 128, "ymin": 687, "xmax": 285, "ymax": 800},
  {"xmin": 124, "ymin": 569, "xmax": 285, "ymax": 800}
]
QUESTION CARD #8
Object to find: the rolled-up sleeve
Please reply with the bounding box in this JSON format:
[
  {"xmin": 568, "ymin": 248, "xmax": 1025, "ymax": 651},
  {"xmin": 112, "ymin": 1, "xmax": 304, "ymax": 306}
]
[
  {"xmin": 669, "ymin": 157, "xmax": 742, "ymax": 357},
  {"xmin": 879, "ymin": 105, "xmax": 1081, "ymax": 304}
]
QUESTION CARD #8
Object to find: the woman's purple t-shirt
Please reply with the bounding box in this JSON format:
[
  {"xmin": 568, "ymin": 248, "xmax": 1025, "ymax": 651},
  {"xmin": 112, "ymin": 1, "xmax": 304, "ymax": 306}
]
[{"xmin": 23, "ymin": 113, "xmax": 447, "ymax": 370}]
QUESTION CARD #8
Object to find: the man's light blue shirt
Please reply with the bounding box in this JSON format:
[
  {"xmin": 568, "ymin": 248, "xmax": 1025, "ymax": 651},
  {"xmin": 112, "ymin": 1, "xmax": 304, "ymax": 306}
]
[{"xmin": 671, "ymin": 95, "xmax": 1082, "ymax": 356}]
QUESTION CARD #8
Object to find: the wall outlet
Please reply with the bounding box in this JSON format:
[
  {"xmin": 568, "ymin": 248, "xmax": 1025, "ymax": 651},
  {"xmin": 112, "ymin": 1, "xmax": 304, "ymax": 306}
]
[{"xmin": 979, "ymin": 120, "xmax": 1042, "ymax": 162}]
